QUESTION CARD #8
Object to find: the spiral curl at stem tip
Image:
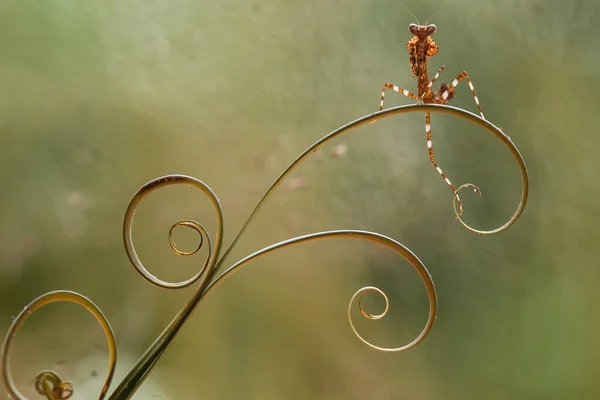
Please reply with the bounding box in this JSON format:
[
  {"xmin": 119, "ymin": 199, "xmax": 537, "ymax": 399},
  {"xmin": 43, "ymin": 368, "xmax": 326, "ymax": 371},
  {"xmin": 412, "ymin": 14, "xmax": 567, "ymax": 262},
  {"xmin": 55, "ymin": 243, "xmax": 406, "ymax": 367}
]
[
  {"xmin": 453, "ymin": 183, "xmax": 482, "ymax": 225},
  {"xmin": 168, "ymin": 219, "xmax": 205, "ymax": 256},
  {"xmin": 35, "ymin": 371, "xmax": 73, "ymax": 399},
  {"xmin": 1, "ymin": 291, "xmax": 116, "ymax": 400},
  {"xmin": 348, "ymin": 286, "xmax": 425, "ymax": 353},
  {"xmin": 1, "ymin": 103, "xmax": 528, "ymax": 399},
  {"xmin": 357, "ymin": 286, "xmax": 389, "ymax": 320},
  {"xmin": 122, "ymin": 175, "xmax": 223, "ymax": 290}
]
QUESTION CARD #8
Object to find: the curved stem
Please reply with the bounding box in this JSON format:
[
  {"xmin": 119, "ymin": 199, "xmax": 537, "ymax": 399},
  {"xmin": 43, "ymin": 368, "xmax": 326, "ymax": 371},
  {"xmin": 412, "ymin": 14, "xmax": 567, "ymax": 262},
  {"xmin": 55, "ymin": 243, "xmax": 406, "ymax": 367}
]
[
  {"xmin": 215, "ymin": 103, "xmax": 528, "ymax": 271},
  {"xmin": 203, "ymin": 230, "xmax": 437, "ymax": 352}
]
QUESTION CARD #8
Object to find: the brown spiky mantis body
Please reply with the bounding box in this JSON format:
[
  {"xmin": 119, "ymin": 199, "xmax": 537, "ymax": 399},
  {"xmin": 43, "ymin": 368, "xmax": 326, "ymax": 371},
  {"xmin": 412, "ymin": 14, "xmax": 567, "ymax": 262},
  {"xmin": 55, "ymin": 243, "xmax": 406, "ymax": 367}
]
[{"xmin": 378, "ymin": 24, "xmax": 485, "ymax": 214}]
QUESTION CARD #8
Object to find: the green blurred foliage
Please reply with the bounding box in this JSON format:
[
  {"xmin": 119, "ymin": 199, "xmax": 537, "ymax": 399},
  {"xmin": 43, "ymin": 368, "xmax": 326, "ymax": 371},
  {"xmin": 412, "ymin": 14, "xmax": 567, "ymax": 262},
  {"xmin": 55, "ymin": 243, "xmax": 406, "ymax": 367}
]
[{"xmin": 1, "ymin": 0, "xmax": 599, "ymax": 398}]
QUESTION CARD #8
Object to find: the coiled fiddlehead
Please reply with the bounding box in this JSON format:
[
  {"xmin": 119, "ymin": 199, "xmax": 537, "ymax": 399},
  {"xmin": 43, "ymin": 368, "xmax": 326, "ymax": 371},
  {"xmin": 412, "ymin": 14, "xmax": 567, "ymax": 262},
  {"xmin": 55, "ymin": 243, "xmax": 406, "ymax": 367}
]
[{"xmin": 1, "ymin": 104, "xmax": 528, "ymax": 399}]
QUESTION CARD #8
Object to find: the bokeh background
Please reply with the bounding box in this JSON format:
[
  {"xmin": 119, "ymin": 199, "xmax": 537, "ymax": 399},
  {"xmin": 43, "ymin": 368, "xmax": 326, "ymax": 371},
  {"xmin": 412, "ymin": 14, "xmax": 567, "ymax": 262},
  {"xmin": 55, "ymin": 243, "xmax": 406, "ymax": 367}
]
[{"xmin": 1, "ymin": 0, "xmax": 599, "ymax": 398}]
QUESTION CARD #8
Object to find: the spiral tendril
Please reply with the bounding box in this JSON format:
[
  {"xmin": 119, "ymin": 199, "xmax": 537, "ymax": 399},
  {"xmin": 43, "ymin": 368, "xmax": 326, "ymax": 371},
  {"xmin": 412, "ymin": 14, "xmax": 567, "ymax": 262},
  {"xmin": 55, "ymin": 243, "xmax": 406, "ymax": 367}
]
[
  {"xmin": 35, "ymin": 371, "xmax": 73, "ymax": 399},
  {"xmin": 168, "ymin": 219, "xmax": 205, "ymax": 256},
  {"xmin": 452, "ymin": 183, "xmax": 491, "ymax": 234},
  {"xmin": 348, "ymin": 285, "xmax": 428, "ymax": 352},
  {"xmin": 1, "ymin": 291, "xmax": 116, "ymax": 400},
  {"xmin": 215, "ymin": 105, "xmax": 527, "ymax": 266},
  {"xmin": 122, "ymin": 175, "xmax": 223, "ymax": 290},
  {"xmin": 453, "ymin": 182, "xmax": 482, "ymax": 215},
  {"xmin": 356, "ymin": 286, "xmax": 389, "ymax": 320},
  {"xmin": 202, "ymin": 230, "xmax": 437, "ymax": 354}
]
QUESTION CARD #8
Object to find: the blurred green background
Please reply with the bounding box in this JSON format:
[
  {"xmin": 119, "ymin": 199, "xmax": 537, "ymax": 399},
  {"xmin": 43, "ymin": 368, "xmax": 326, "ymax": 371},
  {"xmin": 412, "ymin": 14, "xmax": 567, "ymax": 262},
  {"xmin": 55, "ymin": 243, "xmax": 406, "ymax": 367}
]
[{"xmin": 1, "ymin": 0, "xmax": 599, "ymax": 398}]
